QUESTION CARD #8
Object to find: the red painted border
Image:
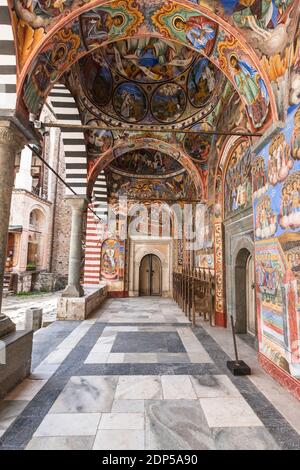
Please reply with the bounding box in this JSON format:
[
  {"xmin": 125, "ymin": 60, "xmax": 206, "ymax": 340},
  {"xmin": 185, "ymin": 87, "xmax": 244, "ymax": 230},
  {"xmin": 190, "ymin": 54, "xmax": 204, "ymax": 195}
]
[
  {"xmin": 258, "ymin": 352, "xmax": 300, "ymax": 401},
  {"xmin": 108, "ymin": 291, "xmax": 129, "ymax": 298},
  {"xmin": 215, "ymin": 310, "xmax": 226, "ymax": 327}
]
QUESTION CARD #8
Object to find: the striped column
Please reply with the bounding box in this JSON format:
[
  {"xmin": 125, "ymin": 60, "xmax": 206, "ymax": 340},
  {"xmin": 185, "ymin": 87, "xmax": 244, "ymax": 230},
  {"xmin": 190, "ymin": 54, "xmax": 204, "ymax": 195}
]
[{"xmin": 49, "ymin": 84, "xmax": 87, "ymax": 195}]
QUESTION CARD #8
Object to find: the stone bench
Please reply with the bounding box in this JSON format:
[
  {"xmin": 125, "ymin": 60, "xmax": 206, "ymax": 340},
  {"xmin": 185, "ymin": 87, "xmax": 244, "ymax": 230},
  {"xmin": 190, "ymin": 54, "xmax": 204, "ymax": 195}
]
[{"xmin": 57, "ymin": 285, "xmax": 107, "ymax": 321}]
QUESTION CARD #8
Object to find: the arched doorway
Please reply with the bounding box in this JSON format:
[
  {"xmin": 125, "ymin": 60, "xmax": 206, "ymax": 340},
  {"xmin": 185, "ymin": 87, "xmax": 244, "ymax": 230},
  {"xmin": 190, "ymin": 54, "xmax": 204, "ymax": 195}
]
[
  {"xmin": 235, "ymin": 248, "xmax": 256, "ymax": 336},
  {"xmin": 139, "ymin": 254, "xmax": 162, "ymax": 297}
]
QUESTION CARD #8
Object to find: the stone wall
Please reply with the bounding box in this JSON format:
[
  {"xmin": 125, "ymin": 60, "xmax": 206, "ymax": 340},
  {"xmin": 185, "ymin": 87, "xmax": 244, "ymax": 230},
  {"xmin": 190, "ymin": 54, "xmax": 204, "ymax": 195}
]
[{"xmin": 48, "ymin": 131, "xmax": 71, "ymax": 286}]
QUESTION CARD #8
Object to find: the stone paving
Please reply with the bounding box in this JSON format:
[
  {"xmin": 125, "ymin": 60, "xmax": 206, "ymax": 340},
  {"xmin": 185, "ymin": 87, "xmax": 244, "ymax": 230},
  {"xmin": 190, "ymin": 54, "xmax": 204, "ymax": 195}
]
[
  {"xmin": 0, "ymin": 297, "xmax": 299, "ymax": 450},
  {"xmin": 2, "ymin": 292, "xmax": 60, "ymax": 328}
]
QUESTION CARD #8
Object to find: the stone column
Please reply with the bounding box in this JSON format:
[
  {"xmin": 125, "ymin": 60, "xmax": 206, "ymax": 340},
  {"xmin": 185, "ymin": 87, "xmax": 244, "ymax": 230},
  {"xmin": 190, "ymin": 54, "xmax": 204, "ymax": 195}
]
[
  {"xmin": 62, "ymin": 196, "xmax": 87, "ymax": 298},
  {"xmin": 14, "ymin": 146, "xmax": 33, "ymax": 192},
  {"xmin": 0, "ymin": 122, "xmax": 26, "ymax": 338}
]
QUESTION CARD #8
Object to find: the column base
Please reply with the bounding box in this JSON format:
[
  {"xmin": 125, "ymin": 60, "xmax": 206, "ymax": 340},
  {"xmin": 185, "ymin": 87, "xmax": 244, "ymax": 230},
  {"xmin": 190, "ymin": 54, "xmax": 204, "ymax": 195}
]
[
  {"xmin": 62, "ymin": 284, "xmax": 84, "ymax": 298},
  {"xmin": 0, "ymin": 315, "xmax": 16, "ymax": 339},
  {"xmin": 57, "ymin": 286, "xmax": 107, "ymax": 320}
]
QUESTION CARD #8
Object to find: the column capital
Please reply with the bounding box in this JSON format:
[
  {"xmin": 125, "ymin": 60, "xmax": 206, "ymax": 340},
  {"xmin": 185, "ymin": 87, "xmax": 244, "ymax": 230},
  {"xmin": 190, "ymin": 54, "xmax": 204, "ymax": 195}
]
[
  {"xmin": 0, "ymin": 121, "xmax": 27, "ymax": 151},
  {"xmin": 65, "ymin": 195, "xmax": 88, "ymax": 211}
]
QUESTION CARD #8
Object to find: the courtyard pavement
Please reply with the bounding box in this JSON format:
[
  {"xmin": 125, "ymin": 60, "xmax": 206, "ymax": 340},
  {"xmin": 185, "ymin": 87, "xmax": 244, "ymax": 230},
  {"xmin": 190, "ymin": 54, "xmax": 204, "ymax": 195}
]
[{"xmin": 0, "ymin": 297, "xmax": 299, "ymax": 450}]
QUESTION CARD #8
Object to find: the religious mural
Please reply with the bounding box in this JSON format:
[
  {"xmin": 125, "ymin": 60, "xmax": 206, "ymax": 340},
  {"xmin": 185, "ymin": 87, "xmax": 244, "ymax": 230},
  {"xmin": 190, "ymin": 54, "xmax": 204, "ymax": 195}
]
[
  {"xmin": 253, "ymin": 103, "xmax": 300, "ymax": 380},
  {"xmin": 268, "ymin": 133, "xmax": 293, "ymax": 185},
  {"xmin": 85, "ymin": 120, "xmax": 113, "ymax": 157},
  {"xmin": 106, "ymin": 169, "xmax": 195, "ymax": 201},
  {"xmin": 224, "ymin": 140, "xmax": 252, "ymax": 218},
  {"xmin": 79, "ymin": 55, "xmax": 113, "ymax": 107},
  {"xmin": 101, "ymin": 238, "xmax": 125, "ymax": 281},
  {"xmin": 16, "ymin": 0, "xmax": 277, "ymax": 132},
  {"xmin": 255, "ymin": 195, "xmax": 278, "ymax": 239},
  {"xmin": 188, "ymin": 58, "xmax": 221, "ymax": 108},
  {"xmin": 151, "ymin": 83, "xmax": 186, "ymax": 123},
  {"xmin": 110, "ymin": 150, "xmax": 182, "ymax": 176},
  {"xmin": 279, "ymin": 171, "xmax": 300, "ymax": 229},
  {"xmin": 113, "ymin": 82, "xmax": 148, "ymax": 122},
  {"xmin": 291, "ymin": 106, "xmax": 300, "ymax": 159},
  {"xmin": 102, "ymin": 38, "xmax": 196, "ymax": 83},
  {"xmin": 183, "ymin": 123, "xmax": 213, "ymax": 162},
  {"xmin": 80, "ymin": 3, "xmax": 144, "ymax": 50},
  {"xmin": 252, "ymin": 155, "xmax": 269, "ymax": 199}
]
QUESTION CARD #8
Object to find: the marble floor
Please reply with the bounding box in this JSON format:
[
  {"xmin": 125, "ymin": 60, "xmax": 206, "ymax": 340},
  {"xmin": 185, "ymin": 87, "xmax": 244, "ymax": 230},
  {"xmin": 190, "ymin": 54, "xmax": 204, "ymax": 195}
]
[{"xmin": 0, "ymin": 297, "xmax": 299, "ymax": 450}]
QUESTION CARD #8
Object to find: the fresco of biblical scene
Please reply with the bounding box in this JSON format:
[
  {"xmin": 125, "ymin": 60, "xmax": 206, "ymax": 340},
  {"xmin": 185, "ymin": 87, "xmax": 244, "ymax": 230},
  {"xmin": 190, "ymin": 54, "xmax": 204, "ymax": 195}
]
[
  {"xmin": 151, "ymin": 83, "xmax": 186, "ymax": 123},
  {"xmin": 268, "ymin": 133, "xmax": 293, "ymax": 185},
  {"xmin": 228, "ymin": 54, "xmax": 270, "ymax": 129},
  {"xmin": 279, "ymin": 171, "xmax": 300, "ymax": 229},
  {"xmin": 14, "ymin": 0, "xmax": 73, "ymax": 29},
  {"xmin": 23, "ymin": 22, "xmax": 82, "ymax": 114},
  {"xmin": 110, "ymin": 149, "xmax": 182, "ymax": 176},
  {"xmin": 255, "ymin": 195, "xmax": 278, "ymax": 239},
  {"xmin": 188, "ymin": 58, "xmax": 220, "ymax": 108},
  {"xmin": 81, "ymin": 9, "xmax": 125, "ymax": 49},
  {"xmin": 195, "ymin": 253, "xmax": 214, "ymax": 270},
  {"xmin": 170, "ymin": 14, "xmax": 218, "ymax": 55},
  {"xmin": 184, "ymin": 123, "xmax": 212, "ymax": 161},
  {"xmin": 232, "ymin": 0, "xmax": 294, "ymax": 32},
  {"xmin": 224, "ymin": 141, "xmax": 252, "ymax": 217},
  {"xmin": 102, "ymin": 38, "xmax": 196, "ymax": 83},
  {"xmin": 280, "ymin": 232, "xmax": 300, "ymax": 301},
  {"xmin": 85, "ymin": 120, "xmax": 113, "ymax": 156},
  {"xmin": 107, "ymin": 170, "xmax": 195, "ymax": 201},
  {"xmin": 291, "ymin": 107, "xmax": 300, "ymax": 159},
  {"xmin": 256, "ymin": 239, "xmax": 300, "ymax": 378},
  {"xmin": 113, "ymin": 82, "xmax": 148, "ymax": 122},
  {"xmin": 80, "ymin": 55, "xmax": 112, "ymax": 107},
  {"xmin": 252, "ymin": 156, "xmax": 269, "ymax": 199},
  {"xmin": 101, "ymin": 239, "xmax": 125, "ymax": 281},
  {"xmin": 196, "ymin": 203, "xmax": 214, "ymax": 250}
]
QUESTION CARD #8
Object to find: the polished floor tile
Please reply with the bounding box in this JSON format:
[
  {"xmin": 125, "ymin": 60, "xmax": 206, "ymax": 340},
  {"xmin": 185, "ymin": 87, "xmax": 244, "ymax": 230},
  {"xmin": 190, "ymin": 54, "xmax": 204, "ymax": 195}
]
[
  {"xmin": 200, "ymin": 397, "xmax": 263, "ymax": 428},
  {"xmin": 0, "ymin": 297, "xmax": 297, "ymax": 451},
  {"xmin": 93, "ymin": 429, "xmax": 144, "ymax": 450},
  {"xmin": 115, "ymin": 376, "xmax": 163, "ymax": 400},
  {"xmin": 190, "ymin": 375, "xmax": 241, "ymax": 398},
  {"xmin": 50, "ymin": 376, "xmax": 118, "ymax": 413},
  {"xmin": 26, "ymin": 436, "xmax": 94, "ymax": 450},
  {"xmin": 145, "ymin": 400, "xmax": 215, "ymax": 450},
  {"xmin": 98, "ymin": 412, "xmax": 144, "ymax": 430},
  {"xmin": 34, "ymin": 413, "xmax": 101, "ymax": 437},
  {"xmin": 161, "ymin": 375, "xmax": 197, "ymax": 400}
]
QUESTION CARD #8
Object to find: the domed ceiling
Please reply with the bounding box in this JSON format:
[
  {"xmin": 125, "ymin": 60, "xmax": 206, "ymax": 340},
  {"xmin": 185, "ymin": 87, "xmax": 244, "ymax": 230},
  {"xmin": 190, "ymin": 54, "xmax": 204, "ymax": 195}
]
[
  {"xmin": 64, "ymin": 35, "xmax": 234, "ymax": 201},
  {"xmin": 74, "ymin": 37, "xmax": 226, "ymax": 128}
]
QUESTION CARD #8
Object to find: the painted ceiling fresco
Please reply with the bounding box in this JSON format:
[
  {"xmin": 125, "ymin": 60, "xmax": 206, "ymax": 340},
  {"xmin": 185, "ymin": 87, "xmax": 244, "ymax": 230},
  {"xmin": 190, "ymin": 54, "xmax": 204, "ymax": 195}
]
[
  {"xmin": 106, "ymin": 168, "xmax": 195, "ymax": 201},
  {"xmin": 16, "ymin": 0, "xmax": 293, "ymax": 132},
  {"xmin": 8, "ymin": 0, "xmax": 300, "ymax": 205},
  {"xmin": 75, "ymin": 44, "xmax": 225, "ymax": 127},
  {"xmin": 109, "ymin": 149, "xmax": 184, "ymax": 177}
]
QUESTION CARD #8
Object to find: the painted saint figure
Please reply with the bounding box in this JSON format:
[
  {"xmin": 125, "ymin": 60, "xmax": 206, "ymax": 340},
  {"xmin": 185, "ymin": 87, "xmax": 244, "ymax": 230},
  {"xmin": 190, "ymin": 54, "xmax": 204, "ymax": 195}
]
[
  {"xmin": 229, "ymin": 54, "xmax": 269, "ymax": 128},
  {"xmin": 174, "ymin": 16, "xmax": 217, "ymax": 55}
]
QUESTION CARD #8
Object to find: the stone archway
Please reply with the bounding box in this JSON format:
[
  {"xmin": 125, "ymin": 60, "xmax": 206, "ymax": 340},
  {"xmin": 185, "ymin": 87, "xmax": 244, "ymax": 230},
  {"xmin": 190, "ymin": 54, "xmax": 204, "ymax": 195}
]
[{"xmin": 128, "ymin": 238, "xmax": 172, "ymax": 298}]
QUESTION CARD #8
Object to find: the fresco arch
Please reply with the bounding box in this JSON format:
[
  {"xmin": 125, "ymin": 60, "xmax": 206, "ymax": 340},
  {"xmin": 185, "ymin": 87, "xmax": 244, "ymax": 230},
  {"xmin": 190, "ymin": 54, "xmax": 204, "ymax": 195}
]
[{"xmin": 9, "ymin": 0, "xmax": 277, "ymax": 131}]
